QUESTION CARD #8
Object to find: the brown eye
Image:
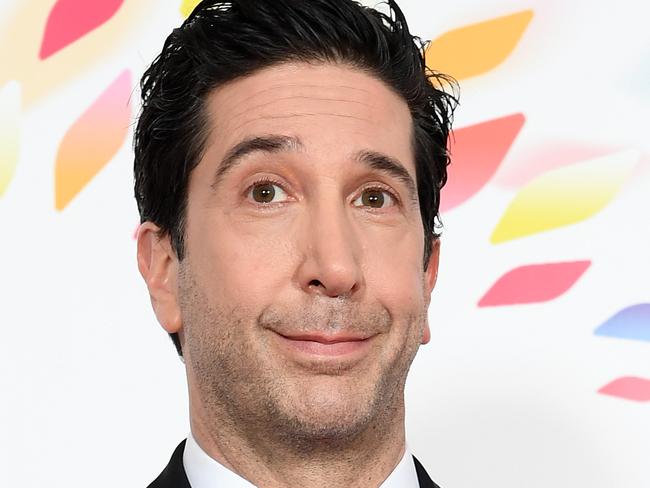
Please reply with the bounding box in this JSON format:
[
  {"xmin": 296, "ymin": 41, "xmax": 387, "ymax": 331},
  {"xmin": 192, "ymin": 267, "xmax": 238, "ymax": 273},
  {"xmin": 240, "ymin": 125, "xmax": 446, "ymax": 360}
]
[
  {"xmin": 248, "ymin": 182, "xmax": 288, "ymax": 204},
  {"xmin": 353, "ymin": 188, "xmax": 395, "ymax": 208},
  {"xmin": 362, "ymin": 189, "xmax": 384, "ymax": 208}
]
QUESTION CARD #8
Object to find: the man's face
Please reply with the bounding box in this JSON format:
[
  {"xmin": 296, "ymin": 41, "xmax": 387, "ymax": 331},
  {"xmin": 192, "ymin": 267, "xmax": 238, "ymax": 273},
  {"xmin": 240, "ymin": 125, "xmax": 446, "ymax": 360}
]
[{"xmin": 143, "ymin": 62, "xmax": 439, "ymax": 442}]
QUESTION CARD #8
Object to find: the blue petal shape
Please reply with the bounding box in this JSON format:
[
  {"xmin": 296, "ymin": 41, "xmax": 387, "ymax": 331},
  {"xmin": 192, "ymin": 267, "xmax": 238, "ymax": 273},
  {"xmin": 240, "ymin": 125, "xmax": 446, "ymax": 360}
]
[{"xmin": 595, "ymin": 304, "xmax": 650, "ymax": 342}]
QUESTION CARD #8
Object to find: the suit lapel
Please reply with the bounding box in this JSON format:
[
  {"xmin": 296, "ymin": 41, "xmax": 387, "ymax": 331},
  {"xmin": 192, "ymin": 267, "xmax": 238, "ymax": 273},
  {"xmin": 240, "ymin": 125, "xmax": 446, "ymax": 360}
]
[
  {"xmin": 413, "ymin": 455, "xmax": 442, "ymax": 488},
  {"xmin": 147, "ymin": 440, "xmax": 441, "ymax": 488},
  {"xmin": 147, "ymin": 439, "xmax": 191, "ymax": 488}
]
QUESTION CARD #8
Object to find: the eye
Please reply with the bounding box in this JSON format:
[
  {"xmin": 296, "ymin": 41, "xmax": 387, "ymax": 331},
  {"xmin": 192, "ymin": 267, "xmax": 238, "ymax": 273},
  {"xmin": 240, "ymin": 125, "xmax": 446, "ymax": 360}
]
[
  {"xmin": 247, "ymin": 181, "xmax": 289, "ymax": 204},
  {"xmin": 352, "ymin": 188, "xmax": 396, "ymax": 209}
]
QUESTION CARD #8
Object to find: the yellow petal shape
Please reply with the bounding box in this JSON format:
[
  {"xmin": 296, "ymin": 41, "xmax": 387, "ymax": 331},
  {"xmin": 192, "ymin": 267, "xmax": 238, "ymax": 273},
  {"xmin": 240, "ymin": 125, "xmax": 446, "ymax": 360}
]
[
  {"xmin": 491, "ymin": 150, "xmax": 640, "ymax": 243},
  {"xmin": 0, "ymin": 81, "xmax": 21, "ymax": 198},
  {"xmin": 425, "ymin": 11, "xmax": 533, "ymax": 81},
  {"xmin": 180, "ymin": 0, "xmax": 201, "ymax": 18},
  {"xmin": 55, "ymin": 71, "xmax": 131, "ymax": 210}
]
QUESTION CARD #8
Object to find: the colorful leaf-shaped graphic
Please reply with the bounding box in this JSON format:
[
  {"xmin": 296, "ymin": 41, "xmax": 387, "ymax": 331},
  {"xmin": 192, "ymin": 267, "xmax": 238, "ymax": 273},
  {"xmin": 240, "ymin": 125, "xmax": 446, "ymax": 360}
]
[
  {"xmin": 0, "ymin": 81, "xmax": 21, "ymax": 198},
  {"xmin": 442, "ymin": 113, "xmax": 524, "ymax": 212},
  {"xmin": 598, "ymin": 377, "xmax": 650, "ymax": 402},
  {"xmin": 495, "ymin": 143, "xmax": 613, "ymax": 189},
  {"xmin": 595, "ymin": 304, "xmax": 650, "ymax": 342},
  {"xmin": 425, "ymin": 11, "xmax": 533, "ymax": 81},
  {"xmin": 1, "ymin": 0, "xmax": 153, "ymax": 107},
  {"xmin": 478, "ymin": 261, "xmax": 590, "ymax": 307},
  {"xmin": 55, "ymin": 70, "xmax": 131, "ymax": 211},
  {"xmin": 180, "ymin": 0, "xmax": 202, "ymax": 18},
  {"xmin": 39, "ymin": 0, "xmax": 124, "ymax": 60},
  {"xmin": 491, "ymin": 150, "xmax": 640, "ymax": 244}
]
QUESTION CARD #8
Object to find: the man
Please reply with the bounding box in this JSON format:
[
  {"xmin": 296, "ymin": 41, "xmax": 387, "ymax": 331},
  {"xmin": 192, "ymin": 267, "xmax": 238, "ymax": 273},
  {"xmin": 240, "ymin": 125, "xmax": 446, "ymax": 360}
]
[{"xmin": 134, "ymin": 0, "xmax": 456, "ymax": 486}]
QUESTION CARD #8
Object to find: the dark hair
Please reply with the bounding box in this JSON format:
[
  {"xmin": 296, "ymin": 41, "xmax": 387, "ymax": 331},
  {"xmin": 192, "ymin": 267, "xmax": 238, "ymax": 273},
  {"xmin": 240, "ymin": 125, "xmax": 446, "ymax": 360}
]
[{"xmin": 134, "ymin": 0, "xmax": 458, "ymax": 356}]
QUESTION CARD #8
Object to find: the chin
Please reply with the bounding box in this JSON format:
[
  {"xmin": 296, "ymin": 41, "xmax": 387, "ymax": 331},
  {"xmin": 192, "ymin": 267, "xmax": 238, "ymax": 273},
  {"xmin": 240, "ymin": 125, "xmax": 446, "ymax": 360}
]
[{"xmin": 267, "ymin": 376, "xmax": 386, "ymax": 446}]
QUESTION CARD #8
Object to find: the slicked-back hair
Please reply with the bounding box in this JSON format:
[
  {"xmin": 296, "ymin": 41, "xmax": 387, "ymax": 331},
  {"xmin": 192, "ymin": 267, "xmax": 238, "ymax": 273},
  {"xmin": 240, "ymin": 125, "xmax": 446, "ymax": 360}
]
[{"xmin": 134, "ymin": 0, "xmax": 458, "ymax": 356}]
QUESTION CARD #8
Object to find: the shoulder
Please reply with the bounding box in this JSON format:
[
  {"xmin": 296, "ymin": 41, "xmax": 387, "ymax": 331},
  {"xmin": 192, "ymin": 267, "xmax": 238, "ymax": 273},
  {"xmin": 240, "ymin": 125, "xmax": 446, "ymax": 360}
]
[
  {"xmin": 412, "ymin": 455, "xmax": 442, "ymax": 488},
  {"xmin": 147, "ymin": 439, "xmax": 191, "ymax": 488}
]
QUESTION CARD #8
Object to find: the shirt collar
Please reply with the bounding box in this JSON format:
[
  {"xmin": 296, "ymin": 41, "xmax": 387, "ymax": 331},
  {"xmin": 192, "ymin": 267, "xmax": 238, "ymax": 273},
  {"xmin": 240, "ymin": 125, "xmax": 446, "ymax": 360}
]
[
  {"xmin": 381, "ymin": 444, "xmax": 420, "ymax": 488},
  {"xmin": 183, "ymin": 433, "xmax": 256, "ymax": 488},
  {"xmin": 183, "ymin": 433, "xmax": 419, "ymax": 487}
]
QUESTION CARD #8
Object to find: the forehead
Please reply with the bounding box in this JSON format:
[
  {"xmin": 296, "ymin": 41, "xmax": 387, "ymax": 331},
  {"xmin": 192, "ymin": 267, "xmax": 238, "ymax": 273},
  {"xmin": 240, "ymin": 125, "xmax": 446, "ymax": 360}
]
[{"xmin": 199, "ymin": 61, "xmax": 415, "ymax": 175}]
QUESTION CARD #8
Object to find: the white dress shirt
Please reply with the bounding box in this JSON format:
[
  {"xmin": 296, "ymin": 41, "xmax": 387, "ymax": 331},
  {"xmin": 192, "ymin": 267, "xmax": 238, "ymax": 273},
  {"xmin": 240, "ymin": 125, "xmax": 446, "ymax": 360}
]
[{"xmin": 183, "ymin": 432, "xmax": 420, "ymax": 487}]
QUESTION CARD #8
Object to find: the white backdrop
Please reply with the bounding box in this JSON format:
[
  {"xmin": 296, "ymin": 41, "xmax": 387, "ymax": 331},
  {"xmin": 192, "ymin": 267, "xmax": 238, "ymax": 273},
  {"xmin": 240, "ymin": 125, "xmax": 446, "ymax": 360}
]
[{"xmin": 1, "ymin": 0, "xmax": 649, "ymax": 486}]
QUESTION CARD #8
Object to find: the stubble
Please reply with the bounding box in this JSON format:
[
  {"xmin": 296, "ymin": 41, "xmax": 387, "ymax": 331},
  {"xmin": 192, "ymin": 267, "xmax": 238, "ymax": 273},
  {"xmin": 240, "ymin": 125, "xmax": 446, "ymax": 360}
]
[{"xmin": 178, "ymin": 262, "xmax": 426, "ymax": 456}]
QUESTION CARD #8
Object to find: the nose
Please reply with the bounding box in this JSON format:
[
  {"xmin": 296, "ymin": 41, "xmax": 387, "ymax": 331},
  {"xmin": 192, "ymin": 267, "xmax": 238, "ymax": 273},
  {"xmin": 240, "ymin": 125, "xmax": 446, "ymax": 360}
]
[{"xmin": 296, "ymin": 203, "xmax": 363, "ymax": 298}]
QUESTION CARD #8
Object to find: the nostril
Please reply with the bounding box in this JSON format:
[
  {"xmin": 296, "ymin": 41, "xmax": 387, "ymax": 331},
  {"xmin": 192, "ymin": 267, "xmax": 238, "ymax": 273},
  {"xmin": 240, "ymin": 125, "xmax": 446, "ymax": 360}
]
[{"xmin": 309, "ymin": 279, "xmax": 324, "ymax": 288}]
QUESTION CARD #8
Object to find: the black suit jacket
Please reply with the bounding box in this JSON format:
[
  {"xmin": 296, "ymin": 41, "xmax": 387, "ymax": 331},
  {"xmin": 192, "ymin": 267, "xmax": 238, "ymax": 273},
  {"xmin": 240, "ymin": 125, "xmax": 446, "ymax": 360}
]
[{"xmin": 148, "ymin": 439, "xmax": 441, "ymax": 488}]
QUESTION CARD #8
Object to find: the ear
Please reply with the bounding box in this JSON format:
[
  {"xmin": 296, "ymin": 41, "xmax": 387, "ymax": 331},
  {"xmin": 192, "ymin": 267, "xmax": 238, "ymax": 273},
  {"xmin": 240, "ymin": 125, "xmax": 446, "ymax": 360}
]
[
  {"xmin": 136, "ymin": 222, "xmax": 182, "ymax": 335},
  {"xmin": 421, "ymin": 238, "xmax": 441, "ymax": 345}
]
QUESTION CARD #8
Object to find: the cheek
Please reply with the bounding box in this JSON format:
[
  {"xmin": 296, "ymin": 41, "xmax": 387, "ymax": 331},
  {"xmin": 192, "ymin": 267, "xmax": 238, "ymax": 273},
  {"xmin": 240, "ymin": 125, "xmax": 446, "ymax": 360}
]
[
  {"xmin": 362, "ymin": 230, "xmax": 425, "ymax": 310},
  {"xmin": 191, "ymin": 215, "xmax": 299, "ymax": 302}
]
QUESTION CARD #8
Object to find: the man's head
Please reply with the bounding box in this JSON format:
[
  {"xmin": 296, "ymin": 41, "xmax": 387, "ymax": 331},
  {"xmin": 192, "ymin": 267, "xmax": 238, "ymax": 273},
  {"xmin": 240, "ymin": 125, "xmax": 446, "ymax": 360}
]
[{"xmin": 135, "ymin": 0, "xmax": 455, "ymax": 450}]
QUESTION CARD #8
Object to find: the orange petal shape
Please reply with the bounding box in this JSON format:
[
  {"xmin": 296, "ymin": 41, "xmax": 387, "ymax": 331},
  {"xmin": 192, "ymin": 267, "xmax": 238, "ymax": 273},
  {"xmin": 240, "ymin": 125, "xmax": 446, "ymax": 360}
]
[
  {"xmin": 55, "ymin": 70, "xmax": 131, "ymax": 211},
  {"xmin": 0, "ymin": 81, "xmax": 21, "ymax": 198},
  {"xmin": 598, "ymin": 377, "xmax": 650, "ymax": 402},
  {"xmin": 180, "ymin": 0, "xmax": 202, "ymax": 18},
  {"xmin": 441, "ymin": 113, "xmax": 524, "ymax": 212},
  {"xmin": 490, "ymin": 150, "xmax": 640, "ymax": 243},
  {"xmin": 425, "ymin": 11, "xmax": 533, "ymax": 81},
  {"xmin": 478, "ymin": 261, "xmax": 590, "ymax": 307},
  {"xmin": 39, "ymin": 0, "xmax": 124, "ymax": 60}
]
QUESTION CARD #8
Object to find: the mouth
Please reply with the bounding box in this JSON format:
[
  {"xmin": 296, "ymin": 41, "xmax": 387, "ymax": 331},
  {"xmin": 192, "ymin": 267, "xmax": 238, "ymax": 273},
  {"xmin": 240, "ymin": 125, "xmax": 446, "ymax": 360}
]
[{"xmin": 272, "ymin": 331, "xmax": 377, "ymax": 358}]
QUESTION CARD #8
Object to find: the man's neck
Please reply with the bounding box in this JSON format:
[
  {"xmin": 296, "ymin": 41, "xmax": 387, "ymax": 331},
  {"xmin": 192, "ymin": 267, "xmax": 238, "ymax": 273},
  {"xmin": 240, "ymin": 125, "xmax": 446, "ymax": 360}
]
[{"xmin": 188, "ymin": 396, "xmax": 407, "ymax": 487}]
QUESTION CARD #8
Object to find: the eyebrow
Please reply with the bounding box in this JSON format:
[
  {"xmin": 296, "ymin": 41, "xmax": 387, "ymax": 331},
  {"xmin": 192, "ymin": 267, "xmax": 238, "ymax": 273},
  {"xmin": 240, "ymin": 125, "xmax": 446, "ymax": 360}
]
[
  {"xmin": 211, "ymin": 135, "xmax": 417, "ymax": 202},
  {"xmin": 211, "ymin": 135, "xmax": 303, "ymax": 189},
  {"xmin": 353, "ymin": 150, "xmax": 417, "ymax": 203}
]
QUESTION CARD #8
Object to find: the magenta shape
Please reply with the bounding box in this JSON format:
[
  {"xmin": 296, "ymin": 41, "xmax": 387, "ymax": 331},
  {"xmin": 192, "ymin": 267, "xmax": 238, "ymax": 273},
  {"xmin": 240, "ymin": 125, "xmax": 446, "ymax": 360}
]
[
  {"xmin": 598, "ymin": 377, "xmax": 650, "ymax": 402},
  {"xmin": 39, "ymin": 0, "xmax": 124, "ymax": 60},
  {"xmin": 478, "ymin": 261, "xmax": 591, "ymax": 307}
]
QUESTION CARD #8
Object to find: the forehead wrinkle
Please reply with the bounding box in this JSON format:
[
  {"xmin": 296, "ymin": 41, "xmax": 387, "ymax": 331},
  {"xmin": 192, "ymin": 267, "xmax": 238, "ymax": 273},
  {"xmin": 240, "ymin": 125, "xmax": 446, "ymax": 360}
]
[
  {"xmin": 229, "ymin": 95, "xmax": 370, "ymax": 122},
  {"xmin": 215, "ymin": 81, "xmax": 374, "ymax": 121},
  {"xmin": 222, "ymin": 81, "xmax": 373, "ymax": 106},
  {"xmin": 259, "ymin": 112, "xmax": 367, "ymax": 121},
  {"xmin": 229, "ymin": 112, "xmax": 370, "ymax": 136}
]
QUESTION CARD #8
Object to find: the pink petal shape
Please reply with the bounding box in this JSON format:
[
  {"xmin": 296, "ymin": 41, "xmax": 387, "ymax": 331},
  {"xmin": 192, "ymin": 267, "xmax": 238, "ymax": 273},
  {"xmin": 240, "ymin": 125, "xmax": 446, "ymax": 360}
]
[
  {"xmin": 495, "ymin": 143, "xmax": 614, "ymax": 189},
  {"xmin": 55, "ymin": 70, "xmax": 131, "ymax": 210},
  {"xmin": 441, "ymin": 113, "xmax": 524, "ymax": 212},
  {"xmin": 598, "ymin": 377, "xmax": 650, "ymax": 402},
  {"xmin": 39, "ymin": 0, "xmax": 124, "ymax": 60},
  {"xmin": 478, "ymin": 261, "xmax": 590, "ymax": 307}
]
